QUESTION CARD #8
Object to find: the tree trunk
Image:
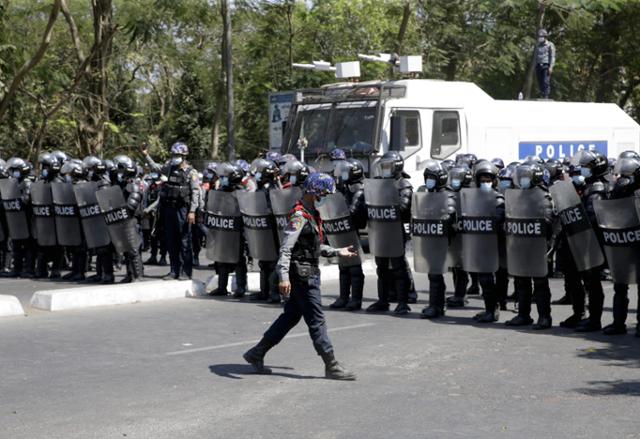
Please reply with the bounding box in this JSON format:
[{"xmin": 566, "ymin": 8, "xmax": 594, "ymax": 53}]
[
  {"xmin": 210, "ymin": 33, "xmax": 225, "ymax": 160},
  {"xmin": 222, "ymin": 0, "xmax": 235, "ymax": 160},
  {"xmin": 391, "ymin": 1, "xmax": 412, "ymax": 77},
  {"xmin": 523, "ymin": 1, "xmax": 547, "ymax": 100},
  {"xmin": 0, "ymin": 0, "xmax": 61, "ymax": 120}
]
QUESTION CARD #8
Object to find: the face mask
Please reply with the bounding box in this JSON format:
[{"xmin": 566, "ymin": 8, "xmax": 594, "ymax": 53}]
[
  {"xmin": 117, "ymin": 173, "xmax": 125, "ymax": 183},
  {"xmin": 220, "ymin": 176, "xmax": 229, "ymax": 187},
  {"xmin": 499, "ymin": 180, "xmax": 511, "ymax": 190},
  {"xmin": 42, "ymin": 169, "xmax": 49, "ymax": 178},
  {"xmin": 451, "ymin": 179, "xmax": 461, "ymax": 190},
  {"xmin": 538, "ymin": 37, "xmax": 545, "ymax": 44},
  {"xmin": 572, "ymin": 175, "xmax": 585, "ymax": 186},
  {"xmin": 289, "ymin": 175, "xmax": 297, "ymax": 185},
  {"xmin": 341, "ymin": 171, "xmax": 349, "ymax": 182},
  {"xmin": 382, "ymin": 169, "xmax": 392, "ymax": 178},
  {"xmin": 480, "ymin": 182, "xmax": 493, "ymax": 192},
  {"xmin": 64, "ymin": 175, "xmax": 73, "ymax": 183},
  {"xmin": 151, "ymin": 173, "xmax": 159, "ymax": 180},
  {"xmin": 170, "ymin": 156, "xmax": 183, "ymax": 166},
  {"xmin": 580, "ymin": 167, "xmax": 592, "ymax": 178},
  {"xmin": 254, "ymin": 172, "xmax": 262, "ymax": 182},
  {"xmin": 314, "ymin": 196, "xmax": 329, "ymax": 209},
  {"xmin": 426, "ymin": 178, "xmax": 437, "ymax": 190},
  {"xmin": 12, "ymin": 170, "xmax": 21, "ymax": 179},
  {"xmin": 519, "ymin": 177, "xmax": 531, "ymax": 189}
]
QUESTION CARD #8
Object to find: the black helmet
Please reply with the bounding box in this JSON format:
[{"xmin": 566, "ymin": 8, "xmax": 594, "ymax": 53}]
[
  {"xmin": 38, "ymin": 152, "xmax": 61, "ymax": 176},
  {"xmin": 499, "ymin": 162, "xmax": 518, "ymax": 181},
  {"xmin": 618, "ymin": 150, "xmax": 640, "ymax": 160},
  {"xmin": 218, "ymin": 162, "xmax": 244, "ymax": 187},
  {"xmin": 203, "ymin": 162, "xmax": 220, "ymax": 184},
  {"xmin": 377, "ymin": 151, "xmax": 404, "ymax": 178},
  {"xmin": 114, "ymin": 154, "xmax": 137, "ymax": 177},
  {"xmin": 7, "ymin": 157, "xmax": 32, "ymax": 179},
  {"xmin": 473, "ymin": 160, "xmax": 498, "ymax": 184},
  {"xmin": 60, "ymin": 160, "xmax": 84, "ymax": 181},
  {"xmin": 491, "ymin": 158, "xmax": 505, "ymax": 170},
  {"xmin": 448, "ymin": 165, "xmax": 472, "ymax": 190},
  {"xmin": 82, "ymin": 155, "xmax": 106, "ymax": 177},
  {"xmin": 515, "ymin": 163, "xmax": 544, "ymax": 189},
  {"xmin": 572, "ymin": 150, "xmax": 608, "ymax": 179},
  {"xmin": 613, "ymin": 157, "xmax": 640, "ymax": 190},
  {"xmin": 282, "ymin": 159, "xmax": 310, "ymax": 186},
  {"xmin": 422, "ymin": 159, "xmax": 448, "ymax": 189},
  {"xmin": 544, "ymin": 158, "xmax": 563, "ymax": 182},
  {"xmin": 441, "ymin": 159, "xmax": 455, "ymax": 173},
  {"xmin": 335, "ymin": 158, "xmax": 364, "ymax": 185},
  {"xmin": 250, "ymin": 158, "xmax": 277, "ymax": 184},
  {"xmin": 523, "ymin": 155, "xmax": 544, "ymax": 165}
]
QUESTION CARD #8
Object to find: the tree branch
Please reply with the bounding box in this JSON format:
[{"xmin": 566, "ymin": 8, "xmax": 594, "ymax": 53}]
[{"xmin": 60, "ymin": 0, "xmax": 85, "ymax": 63}]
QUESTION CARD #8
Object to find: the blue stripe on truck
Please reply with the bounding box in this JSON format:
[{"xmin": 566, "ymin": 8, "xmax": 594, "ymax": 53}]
[{"xmin": 518, "ymin": 141, "xmax": 608, "ymax": 160}]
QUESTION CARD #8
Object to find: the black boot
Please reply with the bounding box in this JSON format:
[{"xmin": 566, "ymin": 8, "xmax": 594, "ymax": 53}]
[
  {"xmin": 243, "ymin": 338, "xmax": 273, "ymax": 374},
  {"xmin": 559, "ymin": 313, "xmax": 584, "ymax": 329},
  {"xmin": 420, "ymin": 305, "xmax": 443, "ymax": 319},
  {"xmin": 552, "ymin": 294, "xmax": 572, "ymax": 305},
  {"xmin": 574, "ymin": 318, "xmax": 602, "ymax": 333},
  {"xmin": 321, "ymin": 351, "xmax": 356, "ymax": 381},
  {"xmin": 602, "ymin": 323, "xmax": 627, "ymax": 335},
  {"xmin": 505, "ymin": 315, "xmax": 533, "ymax": 326},
  {"xmin": 533, "ymin": 316, "xmax": 552, "ymax": 330},
  {"xmin": 446, "ymin": 296, "xmax": 467, "ymax": 308},
  {"xmin": 329, "ymin": 296, "xmax": 348, "ymax": 309},
  {"xmin": 345, "ymin": 299, "xmax": 362, "ymax": 311}
]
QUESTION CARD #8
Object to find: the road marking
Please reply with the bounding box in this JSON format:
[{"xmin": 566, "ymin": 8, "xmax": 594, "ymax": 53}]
[{"xmin": 165, "ymin": 322, "xmax": 376, "ymax": 356}]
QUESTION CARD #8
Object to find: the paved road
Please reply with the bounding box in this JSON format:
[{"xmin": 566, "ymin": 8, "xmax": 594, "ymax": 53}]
[{"xmin": 1, "ymin": 261, "xmax": 639, "ymax": 438}]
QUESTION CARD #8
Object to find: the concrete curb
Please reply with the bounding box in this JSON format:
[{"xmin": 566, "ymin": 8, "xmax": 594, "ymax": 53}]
[
  {"xmin": 30, "ymin": 279, "xmax": 206, "ymax": 312},
  {"xmin": 0, "ymin": 295, "xmax": 26, "ymax": 317}
]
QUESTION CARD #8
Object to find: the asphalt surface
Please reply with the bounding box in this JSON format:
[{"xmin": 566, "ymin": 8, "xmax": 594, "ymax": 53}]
[{"xmin": 1, "ymin": 257, "xmax": 639, "ymax": 439}]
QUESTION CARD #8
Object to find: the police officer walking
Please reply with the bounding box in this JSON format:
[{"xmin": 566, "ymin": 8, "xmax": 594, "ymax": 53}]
[
  {"xmin": 243, "ymin": 173, "xmax": 357, "ymax": 380},
  {"xmin": 142, "ymin": 142, "xmax": 200, "ymax": 280}
]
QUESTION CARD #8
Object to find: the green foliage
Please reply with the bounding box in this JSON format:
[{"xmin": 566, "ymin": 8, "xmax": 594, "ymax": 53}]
[{"xmin": 0, "ymin": 0, "xmax": 639, "ymax": 162}]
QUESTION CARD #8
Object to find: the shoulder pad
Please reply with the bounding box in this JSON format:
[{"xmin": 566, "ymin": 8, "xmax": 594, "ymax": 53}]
[
  {"xmin": 416, "ymin": 185, "xmax": 426, "ymax": 193},
  {"xmin": 395, "ymin": 178, "xmax": 413, "ymax": 190}
]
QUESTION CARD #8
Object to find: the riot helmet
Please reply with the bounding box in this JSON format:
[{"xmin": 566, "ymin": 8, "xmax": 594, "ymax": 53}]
[
  {"xmin": 376, "ymin": 151, "xmax": 404, "ymax": 179},
  {"xmin": 282, "ymin": 159, "xmax": 310, "ymax": 187},
  {"xmin": 448, "ymin": 165, "xmax": 472, "ymax": 191},
  {"xmin": 7, "ymin": 157, "xmax": 31, "ymax": 180},
  {"xmin": 572, "ymin": 150, "xmax": 608, "ymax": 180},
  {"xmin": 491, "ymin": 158, "xmax": 505, "ymax": 170},
  {"xmin": 422, "ymin": 159, "xmax": 448, "ymax": 190},
  {"xmin": 515, "ymin": 163, "xmax": 544, "ymax": 189},
  {"xmin": 250, "ymin": 158, "xmax": 277, "ymax": 185},
  {"xmin": 60, "ymin": 160, "xmax": 83, "ymax": 182},
  {"xmin": 38, "ymin": 152, "xmax": 61, "ymax": 180}
]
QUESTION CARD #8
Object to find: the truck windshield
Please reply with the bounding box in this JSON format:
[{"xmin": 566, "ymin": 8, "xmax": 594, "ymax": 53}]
[{"xmin": 288, "ymin": 101, "xmax": 377, "ymax": 157}]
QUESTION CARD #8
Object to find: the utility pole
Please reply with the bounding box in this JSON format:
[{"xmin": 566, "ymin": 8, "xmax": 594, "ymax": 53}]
[{"xmin": 222, "ymin": 0, "xmax": 235, "ymax": 160}]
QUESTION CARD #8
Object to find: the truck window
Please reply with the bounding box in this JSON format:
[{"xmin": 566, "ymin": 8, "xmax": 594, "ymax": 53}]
[
  {"xmin": 431, "ymin": 111, "xmax": 461, "ymax": 159},
  {"xmin": 390, "ymin": 111, "xmax": 421, "ymax": 151}
]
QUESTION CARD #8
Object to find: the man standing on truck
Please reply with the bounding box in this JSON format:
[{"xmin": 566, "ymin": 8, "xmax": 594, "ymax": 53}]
[{"xmin": 535, "ymin": 29, "xmax": 556, "ymax": 99}]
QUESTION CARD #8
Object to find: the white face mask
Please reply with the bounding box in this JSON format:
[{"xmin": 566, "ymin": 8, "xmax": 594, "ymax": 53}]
[
  {"xmin": 519, "ymin": 177, "xmax": 531, "ymax": 189},
  {"xmin": 289, "ymin": 175, "xmax": 297, "ymax": 185},
  {"xmin": 480, "ymin": 182, "xmax": 493, "ymax": 192},
  {"xmin": 426, "ymin": 178, "xmax": 437, "ymax": 190},
  {"xmin": 538, "ymin": 37, "xmax": 545, "ymax": 44},
  {"xmin": 170, "ymin": 156, "xmax": 183, "ymax": 166}
]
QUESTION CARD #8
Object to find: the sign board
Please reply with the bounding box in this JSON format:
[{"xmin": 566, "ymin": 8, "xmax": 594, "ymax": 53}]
[
  {"xmin": 518, "ymin": 140, "xmax": 607, "ymax": 160},
  {"xmin": 268, "ymin": 91, "xmax": 295, "ymax": 150}
]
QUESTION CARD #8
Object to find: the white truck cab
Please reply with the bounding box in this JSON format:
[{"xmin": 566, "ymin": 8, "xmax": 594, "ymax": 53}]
[{"xmin": 282, "ymin": 79, "xmax": 640, "ymax": 184}]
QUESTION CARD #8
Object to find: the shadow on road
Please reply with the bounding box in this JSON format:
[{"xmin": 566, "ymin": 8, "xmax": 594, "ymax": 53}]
[
  {"xmin": 575, "ymin": 380, "xmax": 640, "ymax": 396},
  {"xmin": 209, "ymin": 363, "xmax": 319, "ymax": 380}
]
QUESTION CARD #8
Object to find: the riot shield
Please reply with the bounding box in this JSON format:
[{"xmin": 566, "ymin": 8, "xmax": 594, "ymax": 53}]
[
  {"xmin": 411, "ymin": 191, "xmax": 451, "ymax": 275},
  {"xmin": 549, "ymin": 180, "xmax": 604, "ymax": 272},
  {"xmin": 236, "ymin": 191, "xmax": 278, "ymax": 261},
  {"xmin": 96, "ymin": 186, "xmax": 140, "ymax": 254},
  {"xmin": 446, "ymin": 192, "xmax": 463, "ymax": 268},
  {"xmin": 30, "ymin": 181, "xmax": 57, "ymax": 246},
  {"xmin": 74, "ymin": 181, "xmax": 111, "ymax": 249},
  {"xmin": 0, "ymin": 178, "xmax": 30, "ymax": 240},
  {"xmin": 593, "ymin": 198, "xmax": 640, "ymax": 284},
  {"xmin": 460, "ymin": 188, "xmax": 499, "ymax": 273},
  {"xmin": 270, "ymin": 187, "xmax": 302, "ymax": 243},
  {"xmin": 505, "ymin": 188, "xmax": 549, "ymax": 277},
  {"xmin": 317, "ymin": 192, "xmax": 363, "ymax": 267},
  {"xmin": 205, "ymin": 190, "xmax": 242, "ymax": 264},
  {"xmin": 364, "ymin": 178, "xmax": 405, "ymax": 257},
  {"xmin": 51, "ymin": 182, "xmax": 82, "ymax": 247}
]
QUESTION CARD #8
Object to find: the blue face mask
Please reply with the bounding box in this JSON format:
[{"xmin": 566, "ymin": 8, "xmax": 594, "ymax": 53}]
[
  {"xmin": 289, "ymin": 175, "xmax": 297, "ymax": 185},
  {"xmin": 170, "ymin": 156, "xmax": 183, "ymax": 166},
  {"xmin": 220, "ymin": 176, "xmax": 229, "ymax": 187},
  {"xmin": 499, "ymin": 180, "xmax": 511, "ymax": 190},
  {"xmin": 117, "ymin": 173, "xmax": 125, "ymax": 183},
  {"xmin": 451, "ymin": 179, "xmax": 461, "ymax": 190},
  {"xmin": 572, "ymin": 175, "xmax": 585, "ymax": 186},
  {"xmin": 580, "ymin": 167, "xmax": 592, "ymax": 178},
  {"xmin": 519, "ymin": 177, "xmax": 531, "ymax": 189},
  {"xmin": 425, "ymin": 178, "xmax": 437, "ymax": 190},
  {"xmin": 12, "ymin": 170, "xmax": 21, "ymax": 179},
  {"xmin": 480, "ymin": 182, "xmax": 493, "ymax": 192},
  {"xmin": 64, "ymin": 175, "xmax": 73, "ymax": 183},
  {"xmin": 341, "ymin": 172, "xmax": 349, "ymax": 182},
  {"xmin": 254, "ymin": 172, "xmax": 262, "ymax": 182},
  {"xmin": 42, "ymin": 169, "xmax": 49, "ymax": 178}
]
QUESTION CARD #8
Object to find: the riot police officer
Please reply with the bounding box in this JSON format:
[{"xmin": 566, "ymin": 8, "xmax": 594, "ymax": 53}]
[
  {"xmin": 114, "ymin": 155, "xmax": 145, "ymax": 282},
  {"xmin": 601, "ymin": 157, "xmax": 640, "ymax": 337},
  {"xmin": 142, "ymin": 142, "xmax": 200, "ymax": 280},
  {"xmin": 281, "ymin": 159, "xmax": 310, "ymax": 189},
  {"xmin": 366, "ymin": 151, "xmax": 413, "ymax": 315},
  {"xmin": 208, "ymin": 162, "xmax": 249, "ymax": 298},
  {"xmin": 418, "ymin": 160, "xmax": 456, "ymax": 319},
  {"xmin": 0, "ymin": 159, "xmax": 10, "ymax": 276},
  {"xmin": 248, "ymin": 157, "xmax": 282, "ymax": 303},
  {"xmin": 2, "ymin": 158, "xmax": 35, "ymax": 278},
  {"xmin": 144, "ymin": 170, "xmax": 167, "ymax": 266},
  {"xmin": 445, "ymin": 165, "xmax": 473, "ymax": 308},
  {"xmin": 58, "ymin": 160, "xmax": 87, "ymax": 281},
  {"xmin": 243, "ymin": 173, "xmax": 357, "ymax": 380},
  {"xmin": 330, "ymin": 158, "xmax": 366, "ymax": 311},
  {"xmin": 504, "ymin": 163, "xmax": 554, "ymax": 329}
]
